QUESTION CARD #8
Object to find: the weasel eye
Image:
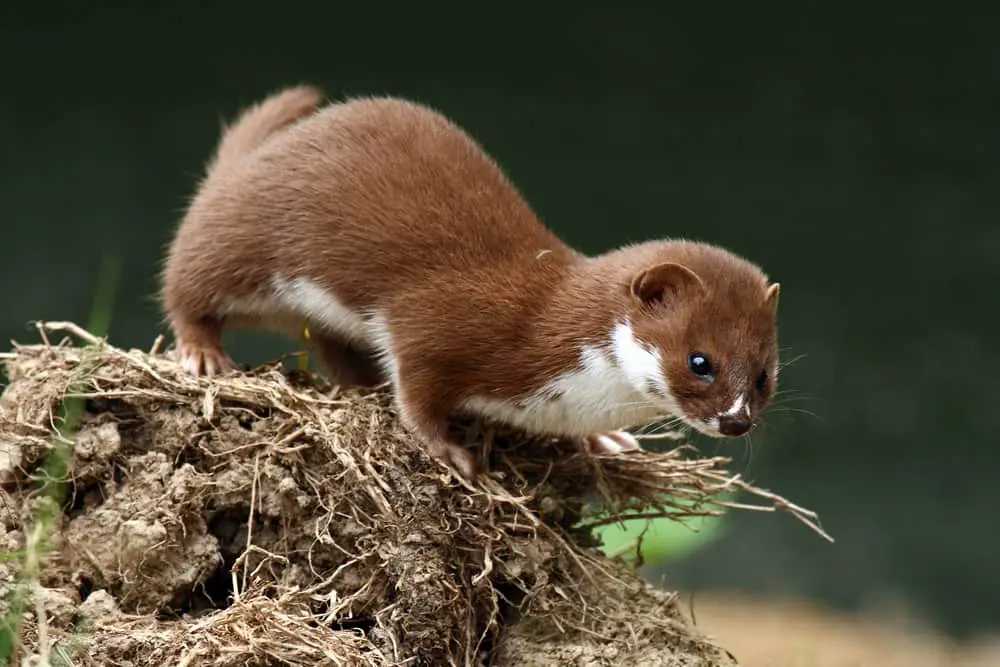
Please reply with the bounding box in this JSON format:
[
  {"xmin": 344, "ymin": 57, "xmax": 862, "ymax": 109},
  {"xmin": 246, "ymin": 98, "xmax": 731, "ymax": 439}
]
[
  {"xmin": 688, "ymin": 353, "xmax": 714, "ymax": 380},
  {"xmin": 755, "ymin": 370, "xmax": 768, "ymax": 391}
]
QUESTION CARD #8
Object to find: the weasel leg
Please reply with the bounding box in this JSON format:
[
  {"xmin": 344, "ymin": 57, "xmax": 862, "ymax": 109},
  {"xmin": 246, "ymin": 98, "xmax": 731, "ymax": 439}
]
[
  {"xmin": 395, "ymin": 389, "xmax": 478, "ymax": 480},
  {"xmin": 376, "ymin": 311, "xmax": 478, "ymax": 479},
  {"xmin": 581, "ymin": 430, "xmax": 643, "ymax": 456},
  {"xmin": 311, "ymin": 333, "xmax": 385, "ymax": 389},
  {"xmin": 171, "ymin": 316, "xmax": 234, "ymax": 376}
]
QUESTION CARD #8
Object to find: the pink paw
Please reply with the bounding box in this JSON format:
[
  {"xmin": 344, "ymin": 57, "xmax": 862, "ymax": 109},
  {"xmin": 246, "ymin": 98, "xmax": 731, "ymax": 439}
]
[
  {"xmin": 427, "ymin": 439, "xmax": 479, "ymax": 480},
  {"xmin": 581, "ymin": 430, "xmax": 643, "ymax": 456},
  {"xmin": 176, "ymin": 342, "xmax": 234, "ymax": 377}
]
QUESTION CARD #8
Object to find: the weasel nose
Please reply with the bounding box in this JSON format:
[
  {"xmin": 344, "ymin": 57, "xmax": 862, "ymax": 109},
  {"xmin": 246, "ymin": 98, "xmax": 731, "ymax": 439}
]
[{"xmin": 718, "ymin": 415, "xmax": 752, "ymax": 436}]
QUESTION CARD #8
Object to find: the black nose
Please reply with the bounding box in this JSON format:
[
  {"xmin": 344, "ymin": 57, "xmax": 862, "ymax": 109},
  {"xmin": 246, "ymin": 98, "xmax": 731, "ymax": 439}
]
[{"xmin": 718, "ymin": 415, "xmax": 752, "ymax": 436}]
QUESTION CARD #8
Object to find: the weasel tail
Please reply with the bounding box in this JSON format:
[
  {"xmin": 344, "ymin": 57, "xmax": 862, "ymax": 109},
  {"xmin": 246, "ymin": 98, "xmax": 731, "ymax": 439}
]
[{"xmin": 204, "ymin": 85, "xmax": 324, "ymax": 177}]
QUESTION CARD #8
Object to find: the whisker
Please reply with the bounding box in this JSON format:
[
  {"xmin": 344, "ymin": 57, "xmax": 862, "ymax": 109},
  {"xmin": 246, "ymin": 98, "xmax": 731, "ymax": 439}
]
[
  {"xmin": 634, "ymin": 428, "xmax": 677, "ymax": 440},
  {"xmin": 636, "ymin": 417, "xmax": 689, "ymax": 440},
  {"xmin": 769, "ymin": 400, "xmax": 823, "ymax": 412},
  {"xmin": 613, "ymin": 399, "xmax": 662, "ymax": 410},
  {"xmin": 768, "ymin": 406, "xmax": 821, "ymax": 415},
  {"xmin": 644, "ymin": 416, "xmax": 688, "ymax": 430},
  {"xmin": 646, "ymin": 416, "xmax": 685, "ymax": 428},
  {"xmin": 765, "ymin": 406, "xmax": 823, "ymax": 422},
  {"xmin": 771, "ymin": 394, "xmax": 819, "ymax": 404},
  {"xmin": 742, "ymin": 432, "xmax": 755, "ymax": 476},
  {"xmin": 778, "ymin": 353, "xmax": 808, "ymax": 370},
  {"xmin": 637, "ymin": 431, "xmax": 688, "ymax": 441},
  {"xmin": 772, "ymin": 388, "xmax": 815, "ymax": 398},
  {"xmin": 770, "ymin": 391, "xmax": 824, "ymax": 410}
]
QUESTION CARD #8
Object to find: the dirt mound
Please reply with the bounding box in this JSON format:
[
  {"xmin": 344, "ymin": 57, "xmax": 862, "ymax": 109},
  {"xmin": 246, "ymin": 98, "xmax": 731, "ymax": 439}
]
[{"xmin": 0, "ymin": 322, "xmax": 828, "ymax": 666}]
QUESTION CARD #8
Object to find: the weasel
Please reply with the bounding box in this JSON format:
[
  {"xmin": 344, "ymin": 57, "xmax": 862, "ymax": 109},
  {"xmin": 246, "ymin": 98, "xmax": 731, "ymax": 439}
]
[{"xmin": 160, "ymin": 85, "xmax": 782, "ymax": 480}]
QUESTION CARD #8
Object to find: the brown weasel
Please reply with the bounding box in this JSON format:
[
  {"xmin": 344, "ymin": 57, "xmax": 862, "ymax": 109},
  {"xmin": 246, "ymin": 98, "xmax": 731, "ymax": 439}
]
[{"xmin": 160, "ymin": 84, "xmax": 781, "ymax": 479}]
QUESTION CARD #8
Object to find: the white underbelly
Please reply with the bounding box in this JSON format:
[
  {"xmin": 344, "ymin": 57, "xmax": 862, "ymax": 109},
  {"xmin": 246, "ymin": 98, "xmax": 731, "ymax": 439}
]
[
  {"xmin": 221, "ymin": 275, "xmax": 381, "ymax": 346},
  {"xmin": 460, "ymin": 343, "xmax": 669, "ymax": 437},
  {"xmin": 461, "ymin": 392, "xmax": 666, "ymax": 437}
]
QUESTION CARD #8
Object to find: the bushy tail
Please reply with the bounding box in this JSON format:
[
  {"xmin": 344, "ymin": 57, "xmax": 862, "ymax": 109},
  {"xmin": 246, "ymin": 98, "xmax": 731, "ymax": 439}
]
[{"xmin": 206, "ymin": 84, "xmax": 325, "ymax": 176}]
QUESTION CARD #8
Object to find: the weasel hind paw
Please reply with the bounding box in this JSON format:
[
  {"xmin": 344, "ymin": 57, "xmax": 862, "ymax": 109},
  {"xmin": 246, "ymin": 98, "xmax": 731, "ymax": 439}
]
[
  {"xmin": 581, "ymin": 430, "xmax": 643, "ymax": 456},
  {"xmin": 176, "ymin": 342, "xmax": 234, "ymax": 377}
]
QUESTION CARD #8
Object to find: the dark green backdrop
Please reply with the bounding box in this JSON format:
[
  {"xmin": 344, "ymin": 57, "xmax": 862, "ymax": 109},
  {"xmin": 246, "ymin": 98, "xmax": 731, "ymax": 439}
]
[{"xmin": 3, "ymin": 2, "xmax": 997, "ymax": 639}]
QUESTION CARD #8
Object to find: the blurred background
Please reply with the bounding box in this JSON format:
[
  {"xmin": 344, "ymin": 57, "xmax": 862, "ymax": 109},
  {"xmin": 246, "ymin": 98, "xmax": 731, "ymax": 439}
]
[{"xmin": 2, "ymin": 2, "xmax": 997, "ymax": 663}]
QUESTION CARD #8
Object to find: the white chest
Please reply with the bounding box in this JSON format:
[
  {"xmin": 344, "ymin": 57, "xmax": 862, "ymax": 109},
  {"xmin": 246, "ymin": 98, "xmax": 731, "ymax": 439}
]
[{"xmin": 460, "ymin": 323, "xmax": 677, "ymax": 437}]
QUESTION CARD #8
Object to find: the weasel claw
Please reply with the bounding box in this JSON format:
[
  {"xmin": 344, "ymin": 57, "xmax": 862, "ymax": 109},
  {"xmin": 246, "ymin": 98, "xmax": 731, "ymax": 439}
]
[
  {"xmin": 427, "ymin": 439, "xmax": 479, "ymax": 480},
  {"xmin": 177, "ymin": 343, "xmax": 234, "ymax": 377}
]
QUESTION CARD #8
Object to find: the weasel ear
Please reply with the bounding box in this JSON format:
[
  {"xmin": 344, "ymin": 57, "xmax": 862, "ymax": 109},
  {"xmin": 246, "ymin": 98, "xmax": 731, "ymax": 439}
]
[
  {"xmin": 630, "ymin": 262, "xmax": 706, "ymax": 307},
  {"xmin": 765, "ymin": 282, "xmax": 780, "ymax": 311}
]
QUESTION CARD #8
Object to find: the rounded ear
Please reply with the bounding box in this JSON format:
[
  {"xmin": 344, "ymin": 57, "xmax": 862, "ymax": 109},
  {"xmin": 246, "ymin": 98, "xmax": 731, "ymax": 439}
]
[
  {"xmin": 630, "ymin": 262, "xmax": 706, "ymax": 307},
  {"xmin": 765, "ymin": 282, "xmax": 780, "ymax": 311}
]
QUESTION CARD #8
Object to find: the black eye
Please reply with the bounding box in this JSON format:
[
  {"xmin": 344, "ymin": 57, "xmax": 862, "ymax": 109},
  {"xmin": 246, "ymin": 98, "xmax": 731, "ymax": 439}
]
[
  {"xmin": 755, "ymin": 370, "xmax": 768, "ymax": 391},
  {"xmin": 688, "ymin": 353, "xmax": 714, "ymax": 379}
]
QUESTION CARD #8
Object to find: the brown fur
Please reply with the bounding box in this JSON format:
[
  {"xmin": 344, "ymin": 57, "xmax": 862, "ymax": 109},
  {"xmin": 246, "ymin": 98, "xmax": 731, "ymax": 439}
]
[{"xmin": 161, "ymin": 85, "xmax": 781, "ymax": 478}]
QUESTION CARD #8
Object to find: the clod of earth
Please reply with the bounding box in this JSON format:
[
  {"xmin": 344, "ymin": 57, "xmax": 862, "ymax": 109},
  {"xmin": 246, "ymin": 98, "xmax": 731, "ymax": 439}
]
[{"xmin": 0, "ymin": 322, "xmax": 828, "ymax": 666}]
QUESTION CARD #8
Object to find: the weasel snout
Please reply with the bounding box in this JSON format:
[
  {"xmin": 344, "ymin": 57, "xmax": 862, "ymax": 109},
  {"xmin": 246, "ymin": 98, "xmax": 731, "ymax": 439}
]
[
  {"xmin": 692, "ymin": 393, "xmax": 758, "ymax": 438},
  {"xmin": 717, "ymin": 414, "xmax": 753, "ymax": 437}
]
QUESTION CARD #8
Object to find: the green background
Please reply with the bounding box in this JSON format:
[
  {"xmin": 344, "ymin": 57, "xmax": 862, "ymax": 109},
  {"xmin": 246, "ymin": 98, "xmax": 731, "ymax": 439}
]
[{"xmin": 2, "ymin": 2, "xmax": 996, "ymax": 639}]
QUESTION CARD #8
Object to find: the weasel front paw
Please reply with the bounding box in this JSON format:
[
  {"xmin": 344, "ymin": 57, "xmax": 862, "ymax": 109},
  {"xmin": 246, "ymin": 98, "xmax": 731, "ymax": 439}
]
[
  {"xmin": 176, "ymin": 341, "xmax": 234, "ymax": 377},
  {"xmin": 425, "ymin": 438, "xmax": 479, "ymax": 480},
  {"xmin": 581, "ymin": 430, "xmax": 642, "ymax": 456}
]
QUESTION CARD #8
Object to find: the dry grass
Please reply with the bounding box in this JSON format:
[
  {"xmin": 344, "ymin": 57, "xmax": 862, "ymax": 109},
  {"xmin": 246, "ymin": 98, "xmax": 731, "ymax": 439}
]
[{"xmin": 0, "ymin": 321, "xmax": 829, "ymax": 666}]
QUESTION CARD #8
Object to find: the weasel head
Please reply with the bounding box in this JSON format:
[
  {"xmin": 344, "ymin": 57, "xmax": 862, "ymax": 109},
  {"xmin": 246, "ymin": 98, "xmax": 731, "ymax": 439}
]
[{"xmin": 614, "ymin": 245, "xmax": 781, "ymax": 438}]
